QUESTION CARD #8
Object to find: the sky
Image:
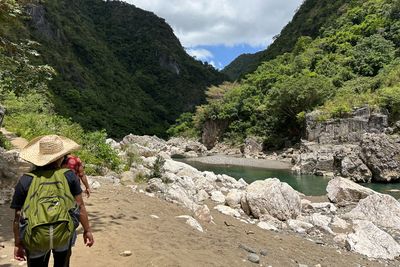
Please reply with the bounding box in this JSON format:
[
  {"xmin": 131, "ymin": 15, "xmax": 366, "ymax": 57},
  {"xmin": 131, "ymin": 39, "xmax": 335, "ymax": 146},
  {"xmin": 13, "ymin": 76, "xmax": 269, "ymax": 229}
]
[{"xmin": 124, "ymin": 0, "xmax": 303, "ymax": 69}]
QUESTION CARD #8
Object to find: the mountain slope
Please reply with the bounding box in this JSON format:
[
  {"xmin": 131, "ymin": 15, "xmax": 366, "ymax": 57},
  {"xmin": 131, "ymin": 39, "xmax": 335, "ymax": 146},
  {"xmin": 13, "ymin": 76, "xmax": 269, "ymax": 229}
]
[
  {"xmin": 223, "ymin": 0, "xmax": 349, "ymax": 80},
  {"xmin": 24, "ymin": 0, "xmax": 226, "ymax": 138},
  {"xmin": 177, "ymin": 0, "xmax": 400, "ymax": 148}
]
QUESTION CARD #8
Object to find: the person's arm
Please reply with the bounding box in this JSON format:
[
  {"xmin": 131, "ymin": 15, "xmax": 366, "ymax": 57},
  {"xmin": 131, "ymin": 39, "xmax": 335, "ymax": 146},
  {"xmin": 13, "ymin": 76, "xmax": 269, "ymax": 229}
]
[
  {"xmin": 13, "ymin": 210, "xmax": 26, "ymax": 261},
  {"xmin": 80, "ymin": 174, "xmax": 91, "ymax": 198},
  {"xmin": 77, "ymin": 158, "xmax": 91, "ymax": 197},
  {"xmin": 75, "ymin": 194, "xmax": 94, "ymax": 247}
]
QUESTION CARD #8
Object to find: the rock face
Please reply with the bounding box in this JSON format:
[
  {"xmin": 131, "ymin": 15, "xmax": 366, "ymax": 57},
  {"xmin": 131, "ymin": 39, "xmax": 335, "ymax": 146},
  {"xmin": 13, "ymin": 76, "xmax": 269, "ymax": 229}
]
[
  {"xmin": 294, "ymin": 106, "xmax": 400, "ymax": 182},
  {"xmin": 346, "ymin": 220, "xmax": 400, "ymax": 260},
  {"xmin": 201, "ymin": 119, "xmax": 229, "ymax": 150},
  {"xmin": 326, "ymin": 177, "xmax": 376, "ymax": 206},
  {"xmin": 242, "ymin": 179, "xmax": 301, "ymax": 221},
  {"xmin": 334, "ymin": 148, "xmax": 372, "ymax": 182},
  {"xmin": 343, "ymin": 194, "xmax": 400, "ymax": 230},
  {"xmin": 305, "ymin": 106, "xmax": 388, "ymax": 144},
  {"xmin": 359, "ymin": 133, "xmax": 400, "ymax": 182}
]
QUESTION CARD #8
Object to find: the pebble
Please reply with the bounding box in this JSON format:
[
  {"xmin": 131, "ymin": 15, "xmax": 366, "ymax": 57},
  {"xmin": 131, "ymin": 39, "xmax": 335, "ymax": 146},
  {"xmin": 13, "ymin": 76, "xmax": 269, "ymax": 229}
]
[
  {"xmin": 0, "ymin": 255, "xmax": 7, "ymax": 259},
  {"xmin": 298, "ymin": 264, "xmax": 308, "ymax": 267},
  {"xmin": 239, "ymin": 244, "xmax": 257, "ymax": 254},
  {"xmin": 18, "ymin": 261, "xmax": 27, "ymax": 266},
  {"xmin": 119, "ymin": 250, "xmax": 132, "ymax": 257},
  {"xmin": 260, "ymin": 249, "xmax": 268, "ymax": 256},
  {"xmin": 248, "ymin": 253, "xmax": 260, "ymax": 264},
  {"xmin": 150, "ymin": 215, "xmax": 159, "ymax": 219}
]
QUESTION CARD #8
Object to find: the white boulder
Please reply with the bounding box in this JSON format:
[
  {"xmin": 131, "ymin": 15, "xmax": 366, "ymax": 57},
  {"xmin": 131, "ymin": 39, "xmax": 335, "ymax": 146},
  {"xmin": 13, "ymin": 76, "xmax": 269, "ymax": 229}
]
[
  {"xmin": 346, "ymin": 220, "xmax": 400, "ymax": 260},
  {"xmin": 242, "ymin": 178, "xmax": 301, "ymax": 221}
]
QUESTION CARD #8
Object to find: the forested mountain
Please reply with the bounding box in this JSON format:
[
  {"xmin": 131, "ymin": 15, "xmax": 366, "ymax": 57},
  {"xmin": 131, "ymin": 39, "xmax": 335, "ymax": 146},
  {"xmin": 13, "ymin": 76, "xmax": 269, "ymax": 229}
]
[
  {"xmin": 223, "ymin": 0, "xmax": 350, "ymax": 80},
  {"xmin": 17, "ymin": 0, "xmax": 226, "ymax": 138},
  {"xmin": 171, "ymin": 0, "xmax": 400, "ymax": 149}
]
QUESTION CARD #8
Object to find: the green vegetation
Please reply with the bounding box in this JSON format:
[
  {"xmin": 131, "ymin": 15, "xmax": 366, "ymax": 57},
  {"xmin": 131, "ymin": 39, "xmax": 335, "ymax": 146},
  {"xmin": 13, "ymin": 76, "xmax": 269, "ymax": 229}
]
[
  {"xmin": 173, "ymin": 0, "xmax": 400, "ymax": 149},
  {"xmin": 223, "ymin": 0, "xmax": 351, "ymax": 80},
  {"xmin": 151, "ymin": 155, "xmax": 165, "ymax": 179},
  {"xmin": 121, "ymin": 144, "xmax": 143, "ymax": 171},
  {"xmin": 17, "ymin": 0, "xmax": 225, "ymax": 138},
  {"xmin": 0, "ymin": 1, "xmax": 121, "ymax": 174}
]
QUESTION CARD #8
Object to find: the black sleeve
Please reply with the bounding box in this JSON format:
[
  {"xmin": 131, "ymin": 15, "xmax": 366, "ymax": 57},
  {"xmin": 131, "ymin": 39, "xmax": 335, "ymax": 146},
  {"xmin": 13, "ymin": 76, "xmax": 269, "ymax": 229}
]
[
  {"xmin": 65, "ymin": 170, "xmax": 83, "ymax": 196},
  {"xmin": 10, "ymin": 175, "xmax": 33, "ymax": 210}
]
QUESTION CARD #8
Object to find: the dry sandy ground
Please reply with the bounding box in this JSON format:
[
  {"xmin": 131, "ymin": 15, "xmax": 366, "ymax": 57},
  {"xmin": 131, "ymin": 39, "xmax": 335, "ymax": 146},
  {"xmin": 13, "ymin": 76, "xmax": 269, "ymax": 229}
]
[
  {"xmin": 186, "ymin": 155, "xmax": 292, "ymax": 170},
  {"xmin": 0, "ymin": 181, "xmax": 398, "ymax": 267}
]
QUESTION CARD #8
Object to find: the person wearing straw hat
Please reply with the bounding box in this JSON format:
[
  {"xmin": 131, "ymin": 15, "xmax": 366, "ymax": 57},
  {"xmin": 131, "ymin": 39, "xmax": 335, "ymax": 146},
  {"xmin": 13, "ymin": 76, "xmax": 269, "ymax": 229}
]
[{"xmin": 10, "ymin": 135, "xmax": 94, "ymax": 266}]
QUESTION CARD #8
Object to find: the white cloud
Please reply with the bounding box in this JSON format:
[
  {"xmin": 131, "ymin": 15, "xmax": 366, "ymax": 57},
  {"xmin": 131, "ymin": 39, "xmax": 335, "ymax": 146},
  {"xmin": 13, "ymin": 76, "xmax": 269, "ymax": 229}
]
[
  {"xmin": 186, "ymin": 48, "xmax": 213, "ymax": 61},
  {"xmin": 124, "ymin": 0, "xmax": 303, "ymax": 48}
]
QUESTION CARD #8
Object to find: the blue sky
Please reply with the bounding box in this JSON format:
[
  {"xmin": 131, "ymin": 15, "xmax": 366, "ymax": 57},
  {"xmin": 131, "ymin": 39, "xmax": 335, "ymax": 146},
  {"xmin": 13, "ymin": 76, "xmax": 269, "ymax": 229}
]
[
  {"xmin": 187, "ymin": 44, "xmax": 265, "ymax": 69},
  {"xmin": 125, "ymin": 0, "xmax": 303, "ymax": 69}
]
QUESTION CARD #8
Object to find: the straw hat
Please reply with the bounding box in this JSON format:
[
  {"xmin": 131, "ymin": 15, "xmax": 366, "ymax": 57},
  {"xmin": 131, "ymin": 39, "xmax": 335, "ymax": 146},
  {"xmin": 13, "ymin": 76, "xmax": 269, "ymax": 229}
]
[{"xmin": 20, "ymin": 135, "xmax": 81, "ymax": 166}]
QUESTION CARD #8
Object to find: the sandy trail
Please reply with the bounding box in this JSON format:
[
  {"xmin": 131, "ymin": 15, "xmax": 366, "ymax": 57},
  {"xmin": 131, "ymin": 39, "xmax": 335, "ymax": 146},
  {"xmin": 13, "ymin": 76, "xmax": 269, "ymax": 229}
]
[
  {"xmin": 0, "ymin": 181, "xmax": 396, "ymax": 267},
  {"xmin": 0, "ymin": 128, "xmax": 27, "ymax": 150}
]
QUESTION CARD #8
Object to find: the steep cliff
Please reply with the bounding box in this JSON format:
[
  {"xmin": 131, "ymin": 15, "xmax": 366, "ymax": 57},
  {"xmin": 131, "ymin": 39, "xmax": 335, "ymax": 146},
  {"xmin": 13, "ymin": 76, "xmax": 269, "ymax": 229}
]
[{"xmin": 22, "ymin": 0, "xmax": 226, "ymax": 138}]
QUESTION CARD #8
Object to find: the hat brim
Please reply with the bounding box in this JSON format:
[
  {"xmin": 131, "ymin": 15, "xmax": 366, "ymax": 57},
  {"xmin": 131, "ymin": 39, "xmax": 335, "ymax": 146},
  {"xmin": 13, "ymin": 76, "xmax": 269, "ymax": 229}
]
[{"xmin": 20, "ymin": 135, "xmax": 81, "ymax": 166}]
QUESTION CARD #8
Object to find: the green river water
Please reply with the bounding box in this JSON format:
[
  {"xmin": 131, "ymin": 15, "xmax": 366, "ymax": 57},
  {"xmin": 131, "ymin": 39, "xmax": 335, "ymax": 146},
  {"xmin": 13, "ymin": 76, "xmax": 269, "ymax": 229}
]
[{"xmin": 179, "ymin": 159, "xmax": 400, "ymax": 198}]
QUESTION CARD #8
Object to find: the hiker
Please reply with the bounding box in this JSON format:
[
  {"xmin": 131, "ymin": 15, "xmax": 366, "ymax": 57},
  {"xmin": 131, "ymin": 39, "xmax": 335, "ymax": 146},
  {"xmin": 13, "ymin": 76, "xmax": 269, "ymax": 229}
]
[
  {"xmin": 62, "ymin": 154, "xmax": 91, "ymax": 197},
  {"xmin": 10, "ymin": 135, "xmax": 94, "ymax": 266}
]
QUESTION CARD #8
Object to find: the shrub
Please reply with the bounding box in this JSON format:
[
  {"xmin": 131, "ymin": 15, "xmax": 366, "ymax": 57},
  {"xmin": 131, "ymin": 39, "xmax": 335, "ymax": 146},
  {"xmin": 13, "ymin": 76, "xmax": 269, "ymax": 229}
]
[
  {"xmin": 121, "ymin": 144, "xmax": 142, "ymax": 171},
  {"xmin": 134, "ymin": 172, "xmax": 148, "ymax": 184},
  {"xmin": 0, "ymin": 132, "xmax": 11, "ymax": 149},
  {"xmin": 151, "ymin": 155, "xmax": 165, "ymax": 178}
]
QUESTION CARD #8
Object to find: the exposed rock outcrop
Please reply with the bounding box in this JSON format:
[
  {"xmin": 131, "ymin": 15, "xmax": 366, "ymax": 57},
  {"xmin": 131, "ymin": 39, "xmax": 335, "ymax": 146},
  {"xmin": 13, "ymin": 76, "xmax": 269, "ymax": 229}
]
[
  {"xmin": 305, "ymin": 106, "xmax": 388, "ymax": 144},
  {"xmin": 201, "ymin": 119, "xmax": 229, "ymax": 150},
  {"xmin": 326, "ymin": 177, "xmax": 376, "ymax": 206},
  {"xmin": 359, "ymin": 133, "xmax": 400, "ymax": 182},
  {"xmin": 293, "ymin": 106, "xmax": 400, "ymax": 183}
]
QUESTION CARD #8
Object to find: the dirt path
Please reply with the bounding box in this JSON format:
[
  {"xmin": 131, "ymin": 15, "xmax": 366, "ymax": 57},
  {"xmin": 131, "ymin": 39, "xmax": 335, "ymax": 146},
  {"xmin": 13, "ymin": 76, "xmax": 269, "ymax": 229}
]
[
  {"xmin": 0, "ymin": 128, "xmax": 27, "ymax": 150},
  {"xmin": 0, "ymin": 180, "xmax": 396, "ymax": 267}
]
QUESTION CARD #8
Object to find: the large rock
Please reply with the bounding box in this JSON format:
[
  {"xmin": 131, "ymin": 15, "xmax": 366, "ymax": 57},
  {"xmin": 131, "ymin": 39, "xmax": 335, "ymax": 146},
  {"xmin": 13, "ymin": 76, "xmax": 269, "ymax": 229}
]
[
  {"xmin": 0, "ymin": 149, "xmax": 33, "ymax": 188},
  {"xmin": 165, "ymin": 184, "xmax": 196, "ymax": 211},
  {"xmin": 120, "ymin": 134, "xmax": 167, "ymax": 151},
  {"xmin": 167, "ymin": 137, "xmax": 207, "ymax": 157},
  {"xmin": 225, "ymin": 189, "xmax": 242, "ymax": 208},
  {"xmin": 346, "ymin": 220, "xmax": 400, "ymax": 260},
  {"xmin": 359, "ymin": 133, "xmax": 400, "ymax": 182},
  {"xmin": 242, "ymin": 136, "xmax": 263, "ymax": 156},
  {"xmin": 334, "ymin": 150, "xmax": 372, "ymax": 182},
  {"xmin": 242, "ymin": 178, "xmax": 301, "ymax": 221},
  {"xmin": 343, "ymin": 193, "xmax": 400, "ymax": 230},
  {"xmin": 326, "ymin": 177, "xmax": 376, "ymax": 206}
]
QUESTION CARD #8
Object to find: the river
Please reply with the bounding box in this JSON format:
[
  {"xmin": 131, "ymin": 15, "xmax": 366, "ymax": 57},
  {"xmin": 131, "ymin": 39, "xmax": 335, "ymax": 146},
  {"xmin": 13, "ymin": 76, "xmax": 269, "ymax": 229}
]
[{"xmin": 177, "ymin": 158, "xmax": 400, "ymax": 198}]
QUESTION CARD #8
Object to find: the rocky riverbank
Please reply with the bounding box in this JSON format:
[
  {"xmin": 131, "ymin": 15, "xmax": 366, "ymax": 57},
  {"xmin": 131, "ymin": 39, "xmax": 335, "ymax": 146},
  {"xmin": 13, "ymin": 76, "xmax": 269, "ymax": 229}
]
[{"xmin": 1, "ymin": 133, "xmax": 400, "ymax": 265}]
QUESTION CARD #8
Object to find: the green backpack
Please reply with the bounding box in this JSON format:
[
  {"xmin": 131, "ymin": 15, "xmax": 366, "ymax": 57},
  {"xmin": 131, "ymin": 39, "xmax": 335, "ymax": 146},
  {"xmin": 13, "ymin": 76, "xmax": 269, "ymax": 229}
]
[{"xmin": 20, "ymin": 168, "xmax": 79, "ymax": 252}]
